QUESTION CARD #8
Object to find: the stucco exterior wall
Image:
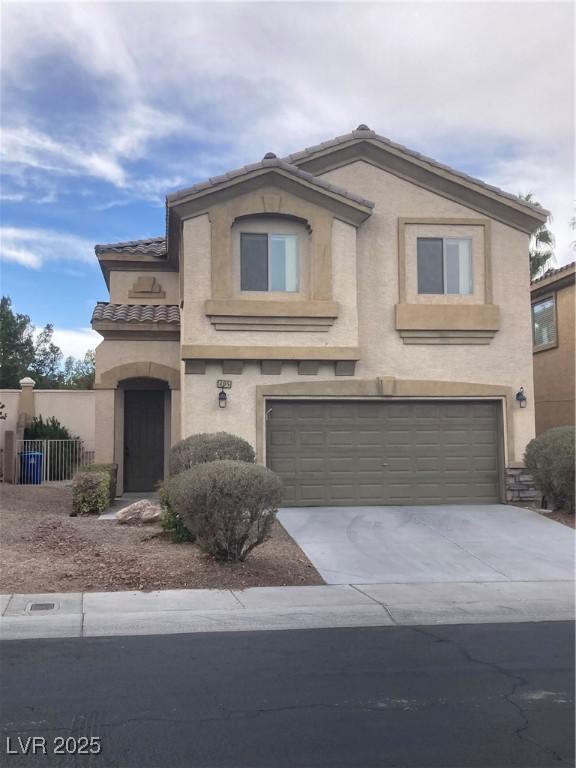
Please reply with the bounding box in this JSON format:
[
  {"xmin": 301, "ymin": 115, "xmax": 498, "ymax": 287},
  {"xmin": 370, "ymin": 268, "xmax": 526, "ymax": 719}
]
[
  {"xmin": 0, "ymin": 389, "xmax": 95, "ymax": 452},
  {"xmin": 318, "ymin": 161, "xmax": 535, "ymax": 462},
  {"xmin": 109, "ymin": 270, "xmax": 179, "ymax": 305},
  {"xmin": 181, "ymin": 214, "xmax": 359, "ymax": 349},
  {"xmin": 95, "ymin": 339, "xmax": 180, "ymax": 384},
  {"xmin": 34, "ymin": 390, "xmax": 95, "ymax": 446},
  {"xmin": 179, "ymin": 161, "xmax": 534, "ymax": 466},
  {"xmin": 94, "ymin": 338, "xmax": 181, "ymax": 473},
  {"xmin": 0, "ymin": 391, "xmax": 21, "ymax": 451},
  {"xmin": 533, "ymin": 281, "xmax": 576, "ymax": 434}
]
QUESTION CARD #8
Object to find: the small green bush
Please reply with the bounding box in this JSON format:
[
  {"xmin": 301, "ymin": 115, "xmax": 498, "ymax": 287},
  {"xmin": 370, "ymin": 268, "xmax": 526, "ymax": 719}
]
[
  {"xmin": 169, "ymin": 432, "xmax": 255, "ymax": 476},
  {"xmin": 166, "ymin": 460, "xmax": 282, "ymax": 561},
  {"xmin": 24, "ymin": 415, "xmax": 75, "ymax": 440},
  {"xmin": 79, "ymin": 463, "xmax": 117, "ymax": 502},
  {"xmin": 524, "ymin": 426, "xmax": 575, "ymax": 512},
  {"xmin": 72, "ymin": 471, "xmax": 109, "ymax": 516},
  {"xmin": 159, "ymin": 484, "xmax": 194, "ymax": 542},
  {"xmin": 24, "ymin": 415, "xmax": 82, "ymax": 481}
]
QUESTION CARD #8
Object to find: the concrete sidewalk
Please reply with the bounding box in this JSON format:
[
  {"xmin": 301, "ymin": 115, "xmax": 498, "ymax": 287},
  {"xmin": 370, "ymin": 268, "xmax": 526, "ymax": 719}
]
[{"xmin": 1, "ymin": 580, "xmax": 573, "ymax": 641}]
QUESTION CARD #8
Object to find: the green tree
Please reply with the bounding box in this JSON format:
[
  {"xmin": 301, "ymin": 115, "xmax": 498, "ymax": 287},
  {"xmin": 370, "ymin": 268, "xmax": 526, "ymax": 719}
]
[
  {"xmin": 0, "ymin": 296, "xmax": 36, "ymax": 387},
  {"xmin": 61, "ymin": 350, "xmax": 95, "ymax": 389},
  {"xmin": 0, "ymin": 296, "xmax": 94, "ymax": 389},
  {"xmin": 30, "ymin": 324, "xmax": 63, "ymax": 388},
  {"xmin": 520, "ymin": 193, "xmax": 555, "ymax": 279}
]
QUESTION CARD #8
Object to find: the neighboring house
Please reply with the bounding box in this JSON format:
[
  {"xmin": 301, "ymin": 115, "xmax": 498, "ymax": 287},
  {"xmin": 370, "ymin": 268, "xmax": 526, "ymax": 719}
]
[
  {"xmin": 91, "ymin": 125, "xmax": 547, "ymax": 505},
  {"xmin": 531, "ymin": 262, "xmax": 576, "ymax": 435}
]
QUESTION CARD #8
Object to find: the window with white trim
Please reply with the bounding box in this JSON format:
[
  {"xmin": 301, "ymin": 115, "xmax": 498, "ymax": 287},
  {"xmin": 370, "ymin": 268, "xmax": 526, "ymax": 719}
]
[
  {"xmin": 417, "ymin": 237, "xmax": 473, "ymax": 295},
  {"xmin": 240, "ymin": 232, "xmax": 299, "ymax": 292},
  {"xmin": 532, "ymin": 295, "xmax": 556, "ymax": 349}
]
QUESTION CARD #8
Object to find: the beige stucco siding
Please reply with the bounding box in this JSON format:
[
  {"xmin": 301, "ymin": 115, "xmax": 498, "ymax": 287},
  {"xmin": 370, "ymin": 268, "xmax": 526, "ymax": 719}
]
[
  {"xmin": 181, "ymin": 361, "xmax": 356, "ymax": 448},
  {"xmin": 34, "ymin": 390, "xmax": 95, "ymax": 446},
  {"xmin": 95, "ymin": 389, "xmax": 115, "ymax": 462},
  {"xmin": 95, "ymin": 339, "xmax": 180, "ymax": 385},
  {"xmin": 109, "ymin": 270, "xmax": 179, "ymax": 305},
  {"xmin": 317, "ymin": 161, "xmax": 535, "ymax": 462},
  {"xmin": 533, "ymin": 281, "xmax": 576, "ymax": 433},
  {"xmin": 181, "ymin": 215, "xmax": 359, "ymax": 348},
  {"xmin": 179, "ymin": 162, "xmax": 533, "ymax": 466}
]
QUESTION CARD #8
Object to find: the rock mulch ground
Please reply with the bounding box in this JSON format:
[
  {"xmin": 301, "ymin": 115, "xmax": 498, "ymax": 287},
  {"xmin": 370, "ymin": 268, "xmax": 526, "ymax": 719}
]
[{"xmin": 0, "ymin": 485, "xmax": 323, "ymax": 593}]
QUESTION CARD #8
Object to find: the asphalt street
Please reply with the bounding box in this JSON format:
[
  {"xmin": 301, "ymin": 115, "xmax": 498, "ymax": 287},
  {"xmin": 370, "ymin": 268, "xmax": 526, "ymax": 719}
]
[{"xmin": 0, "ymin": 621, "xmax": 573, "ymax": 768}]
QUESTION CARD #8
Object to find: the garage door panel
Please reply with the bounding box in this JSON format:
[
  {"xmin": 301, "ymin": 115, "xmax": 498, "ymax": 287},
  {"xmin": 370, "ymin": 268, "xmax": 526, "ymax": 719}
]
[{"xmin": 267, "ymin": 400, "xmax": 501, "ymax": 505}]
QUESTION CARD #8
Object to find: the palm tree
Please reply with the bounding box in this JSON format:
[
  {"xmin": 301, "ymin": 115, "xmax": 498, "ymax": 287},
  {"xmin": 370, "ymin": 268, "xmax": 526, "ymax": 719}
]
[{"xmin": 520, "ymin": 193, "xmax": 555, "ymax": 279}]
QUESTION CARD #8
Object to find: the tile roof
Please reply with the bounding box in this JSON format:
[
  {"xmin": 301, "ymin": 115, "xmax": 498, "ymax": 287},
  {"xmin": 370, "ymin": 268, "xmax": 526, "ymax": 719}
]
[
  {"xmin": 92, "ymin": 303, "xmax": 180, "ymax": 324},
  {"xmin": 531, "ymin": 261, "xmax": 576, "ymax": 286},
  {"xmin": 94, "ymin": 237, "xmax": 166, "ymax": 256},
  {"xmin": 166, "ymin": 156, "xmax": 375, "ymax": 209},
  {"xmin": 283, "ymin": 127, "xmax": 549, "ymax": 216}
]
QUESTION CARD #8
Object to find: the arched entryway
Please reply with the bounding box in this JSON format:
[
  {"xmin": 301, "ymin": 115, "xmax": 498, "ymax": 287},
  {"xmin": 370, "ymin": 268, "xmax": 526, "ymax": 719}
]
[{"xmin": 119, "ymin": 377, "xmax": 171, "ymax": 492}]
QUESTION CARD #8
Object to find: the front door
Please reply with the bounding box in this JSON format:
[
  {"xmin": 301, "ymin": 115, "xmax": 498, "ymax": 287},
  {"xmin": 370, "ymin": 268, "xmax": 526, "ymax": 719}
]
[{"xmin": 123, "ymin": 389, "xmax": 165, "ymax": 492}]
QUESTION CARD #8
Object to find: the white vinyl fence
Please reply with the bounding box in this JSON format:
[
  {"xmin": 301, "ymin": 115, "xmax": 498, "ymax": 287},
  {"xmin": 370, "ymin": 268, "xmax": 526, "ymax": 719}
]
[{"xmin": 15, "ymin": 439, "xmax": 94, "ymax": 485}]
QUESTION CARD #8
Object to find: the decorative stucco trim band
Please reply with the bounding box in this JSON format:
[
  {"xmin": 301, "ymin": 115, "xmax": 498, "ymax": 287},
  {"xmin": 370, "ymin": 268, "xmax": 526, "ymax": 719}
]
[
  {"xmin": 181, "ymin": 345, "xmax": 361, "ymax": 361},
  {"xmin": 205, "ymin": 298, "xmax": 339, "ymax": 332},
  {"xmin": 95, "ymin": 362, "xmax": 180, "ymax": 390},
  {"xmin": 395, "ymin": 304, "xmax": 500, "ymax": 344}
]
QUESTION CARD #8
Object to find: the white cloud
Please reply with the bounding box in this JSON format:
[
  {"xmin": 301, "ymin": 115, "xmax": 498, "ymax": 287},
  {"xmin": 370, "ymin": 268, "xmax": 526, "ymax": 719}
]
[
  {"xmin": 0, "ymin": 227, "xmax": 95, "ymax": 269},
  {"xmin": 1, "ymin": 2, "xmax": 573, "ymax": 258},
  {"xmin": 1, "ymin": 106, "xmax": 186, "ymax": 190},
  {"xmin": 51, "ymin": 327, "xmax": 101, "ymax": 359}
]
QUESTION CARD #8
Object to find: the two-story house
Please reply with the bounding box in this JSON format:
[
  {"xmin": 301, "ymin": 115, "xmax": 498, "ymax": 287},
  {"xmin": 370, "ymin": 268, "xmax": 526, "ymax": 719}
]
[{"xmin": 91, "ymin": 125, "xmax": 547, "ymax": 506}]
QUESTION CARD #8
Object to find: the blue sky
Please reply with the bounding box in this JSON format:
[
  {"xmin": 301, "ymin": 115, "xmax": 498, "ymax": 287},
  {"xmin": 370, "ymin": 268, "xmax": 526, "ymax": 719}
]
[{"xmin": 1, "ymin": 1, "xmax": 573, "ymax": 358}]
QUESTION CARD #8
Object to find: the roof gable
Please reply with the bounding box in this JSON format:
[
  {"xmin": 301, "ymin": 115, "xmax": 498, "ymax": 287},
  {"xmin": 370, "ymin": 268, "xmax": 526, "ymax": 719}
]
[
  {"xmin": 284, "ymin": 127, "xmax": 548, "ymax": 233},
  {"xmin": 166, "ymin": 155, "xmax": 374, "ymax": 224}
]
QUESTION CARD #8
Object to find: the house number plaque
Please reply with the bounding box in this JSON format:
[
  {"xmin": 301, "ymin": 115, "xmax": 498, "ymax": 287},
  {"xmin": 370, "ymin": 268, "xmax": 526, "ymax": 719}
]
[{"xmin": 217, "ymin": 380, "xmax": 232, "ymax": 389}]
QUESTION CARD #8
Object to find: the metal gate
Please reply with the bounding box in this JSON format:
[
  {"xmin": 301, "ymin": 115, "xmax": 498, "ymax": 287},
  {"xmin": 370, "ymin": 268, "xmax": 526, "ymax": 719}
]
[{"xmin": 15, "ymin": 439, "xmax": 94, "ymax": 485}]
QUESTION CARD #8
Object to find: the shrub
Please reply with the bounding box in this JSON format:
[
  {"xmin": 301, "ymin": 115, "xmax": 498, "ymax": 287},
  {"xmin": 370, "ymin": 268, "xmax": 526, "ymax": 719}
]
[
  {"xmin": 24, "ymin": 415, "xmax": 74, "ymax": 440},
  {"xmin": 72, "ymin": 471, "xmax": 109, "ymax": 516},
  {"xmin": 24, "ymin": 415, "xmax": 82, "ymax": 481},
  {"xmin": 166, "ymin": 460, "xmax": 282, "ymax": 561},
  {"xmin": 169, "ymin": 432, "xmax": 255, "ymax": 476},
  {"xmin": 524, "ymin": 426, "xmax": 575, "ymax": 513},
  {"xmin": 159, "ymin": 484, "xmax": 194, "ymax": 542},
  {"xmin": 79, "ymin": 463, "xmax": 117, "ymax": 503}
]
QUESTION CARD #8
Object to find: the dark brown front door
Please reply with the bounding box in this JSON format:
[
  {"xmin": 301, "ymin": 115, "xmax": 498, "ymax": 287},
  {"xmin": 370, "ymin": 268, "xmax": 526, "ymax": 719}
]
[{"xmin": 124, "ymin": 390, "xmax": 165, "ymax": 492}]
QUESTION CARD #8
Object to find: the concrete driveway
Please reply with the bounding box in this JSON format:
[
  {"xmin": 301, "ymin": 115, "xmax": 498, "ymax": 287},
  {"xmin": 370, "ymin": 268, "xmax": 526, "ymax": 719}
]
[{"xmin": 278, "ymin": 505, "xmax": 575, "ymax": 585}]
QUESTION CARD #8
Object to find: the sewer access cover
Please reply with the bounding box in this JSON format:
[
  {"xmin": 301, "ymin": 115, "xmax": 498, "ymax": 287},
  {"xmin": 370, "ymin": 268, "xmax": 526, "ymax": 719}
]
[{"xmin": 29, "ymin": 603, "xmax": 56, "ymax": 612}]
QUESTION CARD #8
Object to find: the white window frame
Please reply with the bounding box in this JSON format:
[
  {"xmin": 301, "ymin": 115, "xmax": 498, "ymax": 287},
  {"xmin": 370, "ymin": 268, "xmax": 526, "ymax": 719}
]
[
  {"xmin": 233, "ymin": 216, "xmax": 310, "ymax": 301},
  {"xmin": 531, "ymin": 293, "xmax": 557, "ymax": 352}
]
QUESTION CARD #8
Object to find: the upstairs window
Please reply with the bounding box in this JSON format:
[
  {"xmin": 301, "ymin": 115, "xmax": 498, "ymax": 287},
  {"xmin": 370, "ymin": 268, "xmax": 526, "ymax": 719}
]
[
  {"xmin": 532, "ymin": 296, "xmax": 556, "ymax": 350},
  {"xmin": 240, "ymin": 232, "xmax": 298, "ymax": 292},
  {"xmin": 417, "ymin": 237, "xmax": 473, "ymax": 295}
]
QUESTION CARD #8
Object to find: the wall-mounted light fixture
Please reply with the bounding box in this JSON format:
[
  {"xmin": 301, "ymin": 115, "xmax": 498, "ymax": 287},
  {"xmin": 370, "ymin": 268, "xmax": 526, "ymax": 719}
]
[
  {"xmin": 515, "ymin": 387, "xmax": 527, "ymax": 408},
  {"xmin": 218, "ymin": 389, "xmax": 228, "ymax": 409}
]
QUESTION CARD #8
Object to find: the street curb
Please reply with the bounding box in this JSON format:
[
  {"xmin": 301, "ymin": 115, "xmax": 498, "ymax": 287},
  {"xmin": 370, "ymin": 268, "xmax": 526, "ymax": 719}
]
[{"xmin": 1, "ymin": 581, "xmax": 573, "ymax": 641}]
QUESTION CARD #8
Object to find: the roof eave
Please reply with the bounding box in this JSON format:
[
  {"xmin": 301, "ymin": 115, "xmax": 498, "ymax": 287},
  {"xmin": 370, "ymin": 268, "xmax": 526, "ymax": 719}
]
[
  {"xmin": 96, "ymin": 250, "xmax": 177, "ymax": 288},
  {"xmin": 531, "ymin": 263, "xmax": 576, "ymax": 294}
]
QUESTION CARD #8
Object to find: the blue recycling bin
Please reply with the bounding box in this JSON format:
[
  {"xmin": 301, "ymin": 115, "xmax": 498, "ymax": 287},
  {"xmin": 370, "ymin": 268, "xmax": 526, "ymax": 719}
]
[{"xmin": 19, "ymin": 451, "xmax": 43, "ymax": 485}]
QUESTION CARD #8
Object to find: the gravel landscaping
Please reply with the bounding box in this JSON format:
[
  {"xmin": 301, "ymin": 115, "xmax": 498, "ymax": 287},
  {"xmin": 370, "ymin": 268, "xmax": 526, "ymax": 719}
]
[{"xmin": 0, "ymin": 485, "xmax": 323, "ymax": 593}]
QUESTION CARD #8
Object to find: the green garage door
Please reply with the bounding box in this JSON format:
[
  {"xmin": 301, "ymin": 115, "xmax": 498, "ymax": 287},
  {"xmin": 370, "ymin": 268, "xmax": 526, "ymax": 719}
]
[{"xmin": 267, "ymin": 400, "xmax": 502, "ymax": 506}]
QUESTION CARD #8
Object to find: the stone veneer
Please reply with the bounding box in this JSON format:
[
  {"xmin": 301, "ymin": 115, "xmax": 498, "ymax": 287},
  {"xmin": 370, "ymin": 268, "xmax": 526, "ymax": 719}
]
[{"xmin": 505, "ymin": 467, "xmax": 540, "ymax": 504}]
